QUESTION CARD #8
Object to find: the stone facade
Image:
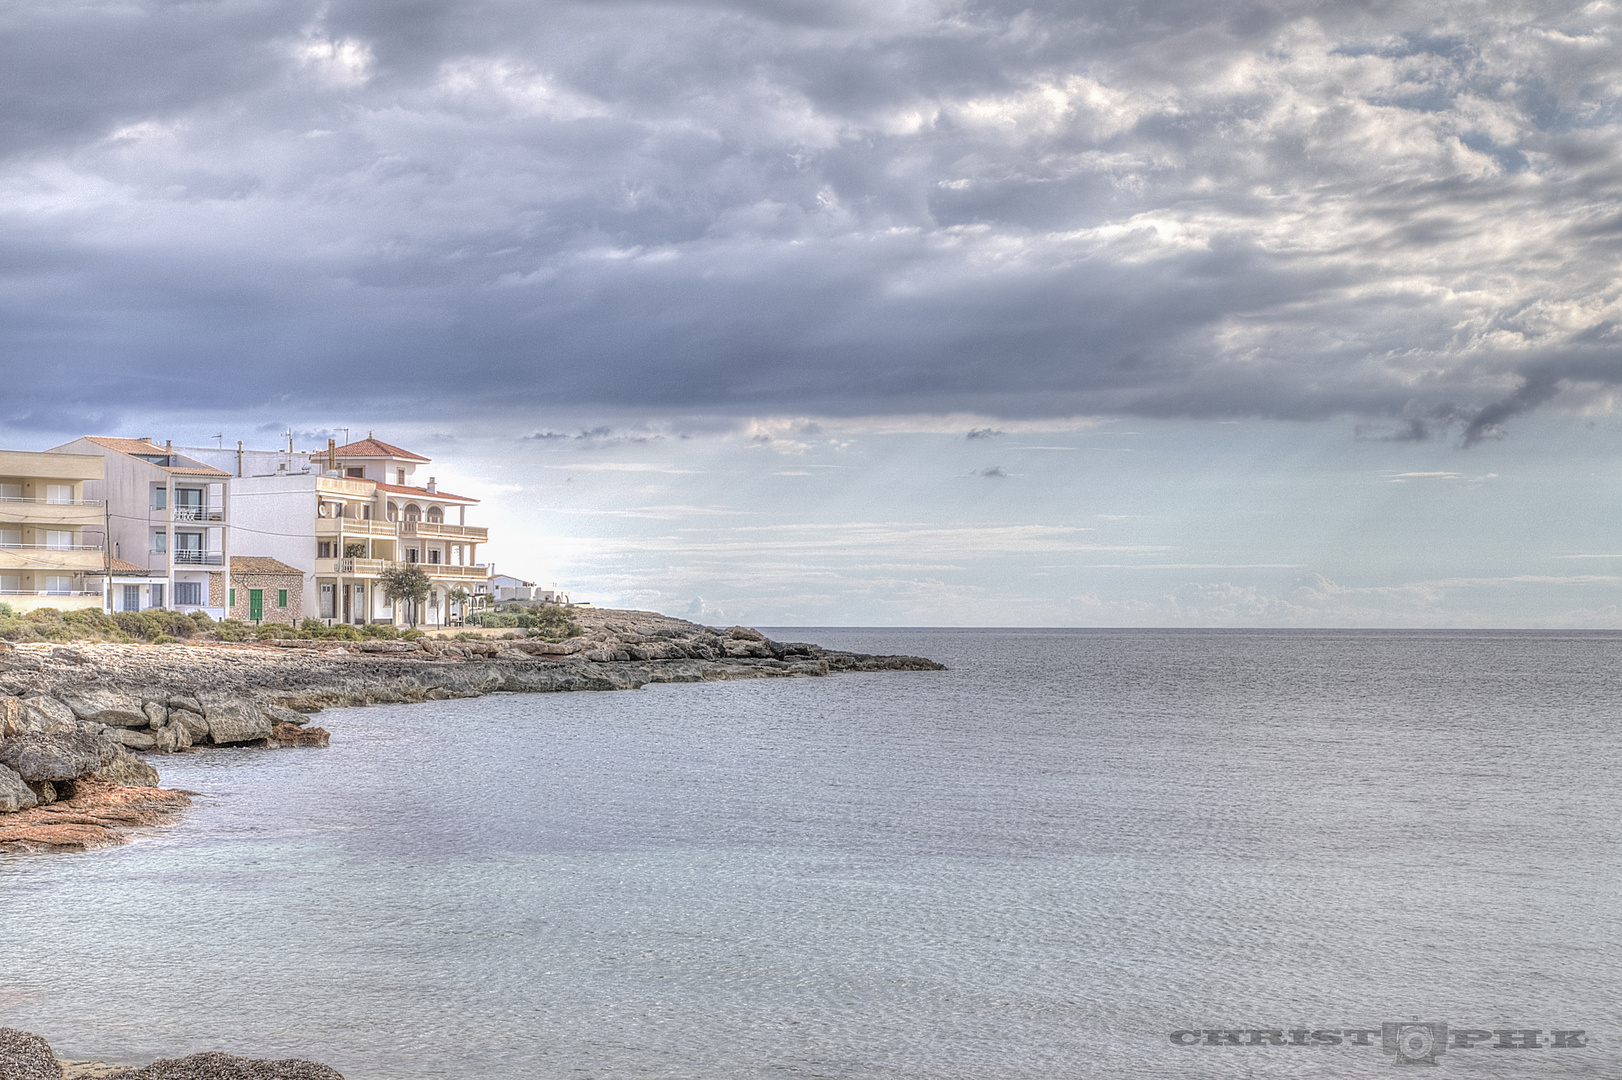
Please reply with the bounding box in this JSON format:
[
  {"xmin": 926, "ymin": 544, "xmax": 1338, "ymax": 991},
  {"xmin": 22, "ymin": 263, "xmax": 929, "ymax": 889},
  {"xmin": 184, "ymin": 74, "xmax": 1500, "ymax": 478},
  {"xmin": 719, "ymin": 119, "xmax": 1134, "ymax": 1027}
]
[{"xmin": 228, "ymin": 557, "xmax": 304, "ymax": 625}]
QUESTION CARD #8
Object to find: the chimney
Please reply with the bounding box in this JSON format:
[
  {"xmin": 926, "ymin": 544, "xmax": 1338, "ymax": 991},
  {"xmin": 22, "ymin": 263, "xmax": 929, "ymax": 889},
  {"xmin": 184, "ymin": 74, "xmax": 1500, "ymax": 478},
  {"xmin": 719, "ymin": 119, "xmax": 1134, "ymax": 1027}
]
[
  {"xmin": 236, "ymin": 440, "xmax": 243, "ymax": 478},
  {"xmin": 164, "ymin": 440, "xmax": 172, "ymax": 455},
  {"xmin": 328, "ymin": 438, "xmax": 337, "ymax": 473},
  {"xmin": 426, "ymin": 477, "xmax": 437, "ymax": 493}
]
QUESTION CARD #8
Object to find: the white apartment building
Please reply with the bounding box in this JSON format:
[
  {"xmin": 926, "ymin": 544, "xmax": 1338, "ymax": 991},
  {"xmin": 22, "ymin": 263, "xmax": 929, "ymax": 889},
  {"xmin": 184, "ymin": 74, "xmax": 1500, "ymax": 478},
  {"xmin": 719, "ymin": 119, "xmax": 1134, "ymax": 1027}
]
[
  {"xmin": 181, "ymin": 435, "xmax": 488, "ymax": 627},
  {"xmin": 47, "ymin": 438, "xmax": 230, "ymax": 615},
  {"xmin": 0, "ymin": 449, "xmax": 107, "ymax": 613}
]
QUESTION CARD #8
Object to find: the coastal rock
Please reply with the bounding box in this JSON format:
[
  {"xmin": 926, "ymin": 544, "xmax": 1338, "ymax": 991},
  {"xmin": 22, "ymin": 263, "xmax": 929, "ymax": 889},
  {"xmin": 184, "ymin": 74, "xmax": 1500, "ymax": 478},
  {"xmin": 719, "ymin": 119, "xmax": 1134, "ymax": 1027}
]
[
  {"xmin": 117, "ymin": 729, "xmax": 158, "ymax": 751},
  {"xmin": 0, "ymin": 732, "xmax": 118, "ymax": 782},
  {"xmin": 152, "ymin": 722, "xmax": 192, "ymax": 754},
  {"xmin": 51, "ymin": 645, "xmax": 88, "ymax": 664},
  {"xmin": 0, "ymin": 652, "xmax": 43, "ymax": 672},
  {"xmin": 93, "ymin": 750, "xmax": 161, "ymax": 788},
  {"xmin": 142, "ymin": 701, "xmax": 168, "ymax": 729},
  {"xmin": 0, "ymin": 763, "xmax": 38, "ymax": 812},
  {"xmin": 197, "ymin": 693, "xmax": 271, "ymax": 745},
  {"xmin": 60, "ymin": 689, "xmax": 148, "ymax": 728},
  {"xmin": 29, "ymin": 780, "xmax": 58, "ymax": 805},
  {"xmin": 167, "ymin": 710, "xmax": 209, "ymax": 741},
  {"xmin": 0, "ymin": 1026, "xmax": 62, "ymax": 1080},
  {"xmin": 166, "ymin": 693, "xmax": 203, "ymax": 714},
  {"xmin": 727, "ymin": 626, "xmax": 766, "ymax": 641},
  {"xmin": 101, "ymin": 1051, "xmax": 344, "ymax": 1080},
  {"xmin": 269, "ymin": 722, "xmax": 330, "ymax": 748},
  {"xmin": 0, "ymin": 695, "xmax": 24, "ymax": 737},
  {"xmin": 263, "ymin": 704, "xmax": 309, "ymax": 727},
  {"xmin": 22, "ymin": 695, "xmax": 78, "ymax": 735}
]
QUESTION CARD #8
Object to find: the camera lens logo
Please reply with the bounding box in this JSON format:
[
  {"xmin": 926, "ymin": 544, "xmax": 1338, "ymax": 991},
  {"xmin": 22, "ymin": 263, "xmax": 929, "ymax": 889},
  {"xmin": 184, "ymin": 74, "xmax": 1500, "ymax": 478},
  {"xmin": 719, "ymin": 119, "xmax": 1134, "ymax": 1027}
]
[{"xmin": 1383, "ymin": 1022, "xmax": 1447, "ymax": 1065}]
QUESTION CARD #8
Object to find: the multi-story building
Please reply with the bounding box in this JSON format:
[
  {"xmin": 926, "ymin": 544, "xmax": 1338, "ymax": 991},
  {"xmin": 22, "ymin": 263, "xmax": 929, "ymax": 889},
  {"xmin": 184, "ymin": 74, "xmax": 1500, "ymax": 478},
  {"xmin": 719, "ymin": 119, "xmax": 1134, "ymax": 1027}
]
[
  {"xmin": 0, "ymin": 449, "xmax": 107, "ymax": 612},
  {"xmin": 47, "ymin": 438, "xmax": 231, "ymax": 615},
  {"xmin": 182, "ymin": 435, "xmax": 488, "ymax": 627}
]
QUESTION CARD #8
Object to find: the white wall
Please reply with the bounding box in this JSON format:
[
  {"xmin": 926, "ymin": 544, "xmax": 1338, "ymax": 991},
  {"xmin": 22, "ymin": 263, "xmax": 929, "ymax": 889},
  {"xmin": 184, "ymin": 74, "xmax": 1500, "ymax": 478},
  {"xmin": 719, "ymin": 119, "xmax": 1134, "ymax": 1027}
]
[{"xmin": 226, "ymin": 474, "xmax": 320, "ymax": 615}]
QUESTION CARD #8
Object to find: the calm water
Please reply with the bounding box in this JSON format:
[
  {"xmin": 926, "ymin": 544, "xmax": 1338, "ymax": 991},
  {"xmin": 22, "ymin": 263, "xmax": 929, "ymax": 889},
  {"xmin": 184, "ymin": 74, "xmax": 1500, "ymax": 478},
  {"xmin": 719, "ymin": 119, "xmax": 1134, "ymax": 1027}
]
[{"xmin": 2, "ymin": 629, "xmax": 1620, "ymax": 1078}]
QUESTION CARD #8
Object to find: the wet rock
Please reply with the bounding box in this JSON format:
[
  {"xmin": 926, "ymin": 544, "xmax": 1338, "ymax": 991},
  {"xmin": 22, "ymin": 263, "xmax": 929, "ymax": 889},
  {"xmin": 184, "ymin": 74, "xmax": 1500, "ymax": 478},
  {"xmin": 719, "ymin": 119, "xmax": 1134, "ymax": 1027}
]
[
  {"xmin": 0, "ymin": 731, "xmax": 118, "ymax": 782},
  {"xmin": 60, "ymin": 689, "xmax": 148, "ymax": 728},
  {"xmin": 269, "ymin": 722, "xmax": 330, "ymax": 748},
  {"xmin": 101, "ymin": 1050, "xmax": 344, "ymax": 1079},
  {"xmin": 0, "ymin": 763, "xmax": 38, "ymax": 812},
  {"xmin": 0, "ymin": 1026, "xmax": 62, "ymax": 1080},
  {"xmin": 117, "ymin": 729, "xmax": 157, "ymax": 751},
  {"xmin": 92, "ymin": 750, "xmax": 161, "ymax": 787},
  {"xmin": 197, "ymin": 693, "xmax": 271, "ymax": 745}
]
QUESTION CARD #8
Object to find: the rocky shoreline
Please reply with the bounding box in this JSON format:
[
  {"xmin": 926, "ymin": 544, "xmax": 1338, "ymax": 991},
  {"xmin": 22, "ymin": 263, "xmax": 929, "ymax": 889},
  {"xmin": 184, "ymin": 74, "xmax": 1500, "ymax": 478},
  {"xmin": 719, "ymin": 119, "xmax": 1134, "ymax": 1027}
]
[{"xmin": 0, "ymin": 608, "xmax": 941, "ymax": 851}]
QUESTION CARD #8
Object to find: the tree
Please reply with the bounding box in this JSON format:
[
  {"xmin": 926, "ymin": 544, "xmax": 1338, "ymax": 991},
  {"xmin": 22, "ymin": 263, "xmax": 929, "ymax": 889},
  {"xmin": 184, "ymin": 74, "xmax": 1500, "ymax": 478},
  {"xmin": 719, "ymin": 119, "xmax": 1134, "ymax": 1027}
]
[
  {"xmin": 446, "ymin": 586, "xmax": 472, "ymax": 626},
  {"xmin": 380, "ymin": 564, "xmax": 431, "ymax": 627}
]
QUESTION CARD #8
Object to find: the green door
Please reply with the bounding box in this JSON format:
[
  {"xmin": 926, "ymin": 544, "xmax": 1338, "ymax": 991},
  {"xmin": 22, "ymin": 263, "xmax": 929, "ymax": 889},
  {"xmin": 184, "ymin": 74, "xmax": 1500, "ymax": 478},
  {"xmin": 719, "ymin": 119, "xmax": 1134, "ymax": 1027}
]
[{"xmin": 249, "ymin": 589, "xmax": 263, "ymax": 621}]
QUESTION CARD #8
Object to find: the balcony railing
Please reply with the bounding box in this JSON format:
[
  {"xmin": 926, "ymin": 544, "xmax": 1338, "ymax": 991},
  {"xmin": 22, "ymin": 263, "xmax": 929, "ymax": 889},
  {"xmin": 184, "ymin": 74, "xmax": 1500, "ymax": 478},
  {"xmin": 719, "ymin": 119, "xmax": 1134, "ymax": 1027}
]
[
  {"xmin": 398, "ymin": 520, "xmax": 488, "ymax": 542},
  {"xmin": 314, "ymin": 558, "xmax": 486, "ymax": 580},
  {"xmin": 0, "ymin": 590, "xmax": 99, "ymax": 597},
  {"xmin": 1, "ymin": 543, "xmax": 103, "ymax": 551},
  {"xmin": 0, "ymin": 497, "xmax": 103, "ymax": 505},
  {"xmin": 172, "ymin": 506, "xmax": 225, "ymax": 522},
  {"xmin": 170, "ymin": 550, "xmax": 224, "ymax": 565}
]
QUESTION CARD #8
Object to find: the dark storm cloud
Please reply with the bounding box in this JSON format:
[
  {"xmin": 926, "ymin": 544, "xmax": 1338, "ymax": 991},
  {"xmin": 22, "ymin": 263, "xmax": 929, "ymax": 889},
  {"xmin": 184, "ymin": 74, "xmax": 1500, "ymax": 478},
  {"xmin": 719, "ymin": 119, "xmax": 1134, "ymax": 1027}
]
[{"xmin": 5, "ymin": 0, "xmax": 1622, "ymax": 436}]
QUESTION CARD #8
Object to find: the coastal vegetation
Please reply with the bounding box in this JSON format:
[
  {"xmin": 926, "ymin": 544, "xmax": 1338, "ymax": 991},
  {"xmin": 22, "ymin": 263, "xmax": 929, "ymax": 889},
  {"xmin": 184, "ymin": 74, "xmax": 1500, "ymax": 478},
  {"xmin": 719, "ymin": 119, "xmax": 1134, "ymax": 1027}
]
[{"xmin": 0, "ymin": 604, "xmax": 428, "ymax": 645}]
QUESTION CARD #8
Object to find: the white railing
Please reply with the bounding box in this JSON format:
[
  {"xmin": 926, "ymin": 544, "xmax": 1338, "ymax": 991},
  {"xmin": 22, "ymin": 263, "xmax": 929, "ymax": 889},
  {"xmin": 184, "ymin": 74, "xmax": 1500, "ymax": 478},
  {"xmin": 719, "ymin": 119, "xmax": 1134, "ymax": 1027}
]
[
  {"xmin": 0, "ymin": 497, "xmax": 104, "ymax": 506},
  {"xmin": 171, "ymin": 550, "xmax": 224, "ymax": 565},
  {"xmin": 0, "ymin": 590, "xmax": 99, "ymax": 597},
  {"xmin": 1, "ymin": 543, "xmax": 104, "ymax": 551},
  {"xmin": 172, "ymin": 506, "xmax": 224, "ymax": 521}
]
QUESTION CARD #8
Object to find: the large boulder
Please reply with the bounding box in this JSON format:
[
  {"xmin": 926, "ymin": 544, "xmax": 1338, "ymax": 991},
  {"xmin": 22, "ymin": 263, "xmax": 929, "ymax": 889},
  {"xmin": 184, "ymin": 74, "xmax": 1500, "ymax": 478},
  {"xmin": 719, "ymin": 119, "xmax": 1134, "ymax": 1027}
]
[
  {"xmin": 263, "ymin": 704, "xmax": 311, "ymax": 727},
  {"xmin": 167, "ymin": 710, "xmax": 209, "ymax": 741},
  {"xmin": 118, "ymin": 729, "xmax": 157, "ymax": 751},
  {"xmin": 0, "ymin": 763, "xmax": 38, "ymax": 812},
  {"xmin": 21, "ymin": 696, "xmax": 78, "ymax": 735},
  {"xmin": 0, "ymin": 731, "xmax": 118, "ymax": 782},
  {"xmin": 60, "ymin": 688, "xmax": 148, "ymax": 727},
  {"xmin": 142, "ymin": 700, "xmax": 169, "ymax": 729},
  {"xmin": 93, "ymin": 749, "xmax": 161, "ymax": 787},
  {"xmin": 0, "ymin": 1027, "xmax": 61, "ymax": 1080},
  {"xmin": 166, "ymin": 692, "xmax": 203, "ymax": 714},
  {"xmin": 152, "ymin": 722, "xmax": 192, "ymax": 753},
  {"xmin": 198, "ymin": 693, "xmax": 271, "ymax": 745}
]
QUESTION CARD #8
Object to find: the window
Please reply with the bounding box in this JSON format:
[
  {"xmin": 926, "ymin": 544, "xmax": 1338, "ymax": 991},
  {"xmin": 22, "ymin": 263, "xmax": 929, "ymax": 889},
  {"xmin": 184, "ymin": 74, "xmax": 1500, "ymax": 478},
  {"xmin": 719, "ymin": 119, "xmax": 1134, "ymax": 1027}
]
[
  {"xmin": 1, "ymin": 574, "xmax": 20, "ymax": 593},
  {"xmin": 175, "ymin": 581, "xmax": 203, "ymax": 606},
  {"xmin": 150, "ymin": 583, "xmax": 164, "ymax": 608},
  {"xmin": 278, "ymin": 589, "xmax": 288, "ymax": 608},
  {"xmin": 229, "ymin": 588, "xmax": 236, "ymax": 608},
  {"xmin": 0, "ymin": 483, "xmax": 20, "ymax": 500},
  {"xmin": 334, "ymin": 503, "xmax": 345, "ymax": 518},
  {"xmin": 397, "ymin": 469, "xmax": 405, "ymax": 485},
  {"xmin": 123, "ymin": 585, "xmax": 140, "ymax": 611},
  {"xmin": 44, "ymin": 576, "xmax": 72, "ymax": 595},
  {"xmin": 429, "ymin": 549, "xmax": 441, "ymax": 564},
  {"xmin": 152, "ymin": 532, "xmax": 167, "ymax": 553},
  {"xmin": 151, "ymin": 487, "xmax": 167, "ymax": 510},
  {"xmin": 0, "ymin": 528, "xmax": 19, "ymax": 548},
  {"xmin": 406, "ymin": 547, "xmax": 419, "ymax": 563},
  {"xmin": 387, "ymin": 502, "xmax": 398, "ymax": 521},
  {"xmin": 318, "ymin": 541, "xmax": 332, "ymax": 559},
  {"xmin": 404, "ymin": 503, "xmax": 421, "ymax": 521},
  {"xmin": 174, "ymin": 488, "xmax": 202, "ymax": 517},
  {"xmin": 346, "ymin": 467, "xmax": 364, "ymax": 478},
  {"xmin": 45, "ymin": 484, "xmax": 72, "ymax": 504},
  {"xmin": 45, "ymin": 530, "xmax": 71, "ymax": 550},
  {"xmin": 426, "ymin": 506, "xmax": 443, "ymax": 523}
]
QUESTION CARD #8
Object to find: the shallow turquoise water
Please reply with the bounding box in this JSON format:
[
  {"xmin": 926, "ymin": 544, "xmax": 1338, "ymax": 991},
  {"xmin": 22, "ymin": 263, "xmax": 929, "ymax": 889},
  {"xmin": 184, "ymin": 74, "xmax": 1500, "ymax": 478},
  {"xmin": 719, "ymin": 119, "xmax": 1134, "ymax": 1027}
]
[{"xmin": 2, "ymin": 629, "xmax": 1619, "ymax": 1077}]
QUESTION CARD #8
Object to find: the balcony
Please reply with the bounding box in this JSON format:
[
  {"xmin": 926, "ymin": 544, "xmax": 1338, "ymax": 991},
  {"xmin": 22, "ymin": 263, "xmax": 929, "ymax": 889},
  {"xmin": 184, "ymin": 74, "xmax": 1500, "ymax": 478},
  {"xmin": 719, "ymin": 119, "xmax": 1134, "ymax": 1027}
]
[
  {"xmin": 313, "ymin": 558, "xmax": 485, "ymax": 581},
  {"xmin": 170, "ymin": 550, "xmax": 224, "ymax": 566},
  {"xmin": 398, "ymin": 520, "xmax": 489, "ymax": 542},
  {"xmin": 316, "ymin": 517, "xmax": 396, "ymax": 538},
  {"xmin": 0, "ymin": 497, "xmax": 104, "ymax": 527},
  {"xmin": 0, "ymin": 545, "xmax": 106, "ymax": 572},
  {"xmin": 172, "ymin": 506, "xmax": 225, "ymax": 522}
]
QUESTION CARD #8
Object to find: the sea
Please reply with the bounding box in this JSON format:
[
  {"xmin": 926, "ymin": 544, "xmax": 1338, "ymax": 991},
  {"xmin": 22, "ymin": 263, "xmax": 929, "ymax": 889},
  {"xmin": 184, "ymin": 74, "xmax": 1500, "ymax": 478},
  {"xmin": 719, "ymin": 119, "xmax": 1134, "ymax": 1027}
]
[{"xmin": 1, "ymin": 628, "xmax": 1618, "ymax": 1079}]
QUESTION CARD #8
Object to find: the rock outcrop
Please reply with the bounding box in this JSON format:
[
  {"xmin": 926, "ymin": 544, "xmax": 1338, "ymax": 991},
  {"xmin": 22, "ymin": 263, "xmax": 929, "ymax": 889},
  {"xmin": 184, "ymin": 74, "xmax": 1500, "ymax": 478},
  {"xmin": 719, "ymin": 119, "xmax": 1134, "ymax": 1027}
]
[
  {"xmin": 0, "ymin": 1029, "xmax": 345, "ymax": 1080},
  {"xmin": 0, "ymin": 607, "xmax": 940, "ymax": 850}
]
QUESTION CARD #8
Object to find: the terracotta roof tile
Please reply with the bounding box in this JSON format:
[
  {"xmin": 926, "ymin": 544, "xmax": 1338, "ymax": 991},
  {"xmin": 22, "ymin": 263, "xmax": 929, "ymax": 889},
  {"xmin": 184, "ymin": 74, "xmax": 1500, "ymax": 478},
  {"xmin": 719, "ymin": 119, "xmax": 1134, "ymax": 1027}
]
[
  {"xmin": 330, "ymin": 437, "xmax": 430, "ymax": 462},
  {"xmin": 82, "ymin": 437, "xmax": 232, "ymax": 477},
  {"xmin": 373, "ymin": 481, "xmax": 479, "ymax": 503},
  {"xmin": 108, "ymin": 558, "xmax": 158, "ymax": 574},
  {"xmin": 230, "ymin": 556, "xmax": 302, "ymax": 576}
]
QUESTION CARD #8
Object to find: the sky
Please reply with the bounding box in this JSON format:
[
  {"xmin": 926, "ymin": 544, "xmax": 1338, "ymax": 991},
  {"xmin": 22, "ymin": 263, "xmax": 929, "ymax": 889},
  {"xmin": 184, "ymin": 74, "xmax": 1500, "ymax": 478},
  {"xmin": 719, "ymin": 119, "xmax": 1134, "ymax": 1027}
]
[{"xmin": 4, "ymin": 0, "xmax": 1622, "ymax": 625}]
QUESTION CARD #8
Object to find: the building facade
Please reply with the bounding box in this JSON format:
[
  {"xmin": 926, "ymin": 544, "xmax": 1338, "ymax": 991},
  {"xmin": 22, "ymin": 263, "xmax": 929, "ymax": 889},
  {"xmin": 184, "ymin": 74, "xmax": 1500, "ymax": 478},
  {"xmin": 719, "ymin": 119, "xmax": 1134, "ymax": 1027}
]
[
  {"xmin": 227, "ymin": 557, "xmax": 304, "ymax": 624},
  {"xmin": 0, "ymin": 450, "xmax": 107, "ymax": 613},
  {"xmin": 48, "ymin": 438, "xmax": 231, "ymax": 616}
]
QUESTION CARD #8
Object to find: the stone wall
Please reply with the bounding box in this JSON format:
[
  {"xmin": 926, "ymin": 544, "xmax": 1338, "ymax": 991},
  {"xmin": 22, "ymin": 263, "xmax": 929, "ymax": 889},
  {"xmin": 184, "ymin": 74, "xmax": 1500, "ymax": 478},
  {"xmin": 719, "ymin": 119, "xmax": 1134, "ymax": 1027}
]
[{"xmin": 227, "ymin": 573, "xmax": 303, "ymax": 624}]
